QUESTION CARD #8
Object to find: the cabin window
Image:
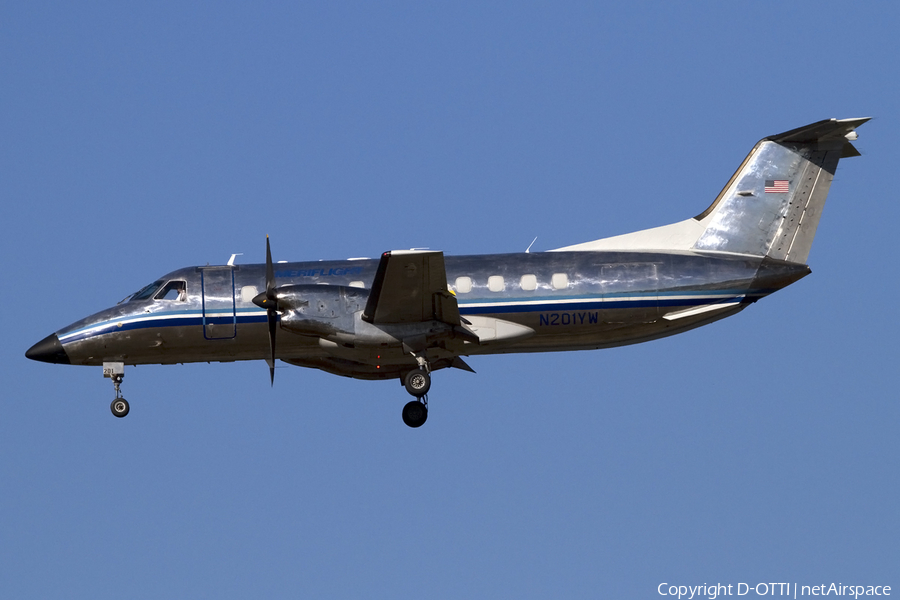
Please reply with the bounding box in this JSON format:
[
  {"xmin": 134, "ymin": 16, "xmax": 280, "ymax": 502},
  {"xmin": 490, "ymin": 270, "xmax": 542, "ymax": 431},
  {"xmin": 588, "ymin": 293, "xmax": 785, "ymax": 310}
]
[
  {"xmin": 240, "ymin": 286, "xmax": 259, "ymax": 303},
  {"xmin": 349, "ymin": 281, "xmax": 365, "ymax": 288},
  {"xmin": 156, "ymin": 280, "xmax": 187, "ymax": 301},
  {"xmin": 456, "ymin": 276, "xmax": 472, "ymax": 293},
  {"xmin": 132, "ymin": 280, "xmax": 165, "ymax": 301},
  {"xmin": 520, "ymin": 274, "xmax": 537, "ymax": 291},
  {"xmin": 551, "ymin": 273, "xmax": 569, "ymax": 290},
  {"xmin": 488, "ymin": 276, "xmax": 505, "ymax": 292}
]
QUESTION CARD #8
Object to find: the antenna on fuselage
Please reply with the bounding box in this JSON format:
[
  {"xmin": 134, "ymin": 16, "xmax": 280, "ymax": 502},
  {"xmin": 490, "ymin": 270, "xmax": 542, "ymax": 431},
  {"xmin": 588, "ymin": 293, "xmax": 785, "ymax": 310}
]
[
  {"xmin": 525, "ymin": 237, "xmax": 538, "ymax": 253},
  {"xmin": 227, "ymin": 253, "xmax": 243, "ymax": 266}
]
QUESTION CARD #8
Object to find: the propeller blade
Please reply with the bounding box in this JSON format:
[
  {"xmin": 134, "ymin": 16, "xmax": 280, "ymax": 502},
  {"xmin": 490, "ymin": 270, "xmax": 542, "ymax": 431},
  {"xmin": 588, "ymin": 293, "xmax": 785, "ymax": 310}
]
[
  {"xmin": 266, "ymin": 235, "xmax": 275, "ymax": 300},
  {"xmin": 267, "ymin": 306, "xmax": 277, "ymax": 386},
  {"xmin": 263, "ymin": 235, "xmax": 278, "ymax": 386}
]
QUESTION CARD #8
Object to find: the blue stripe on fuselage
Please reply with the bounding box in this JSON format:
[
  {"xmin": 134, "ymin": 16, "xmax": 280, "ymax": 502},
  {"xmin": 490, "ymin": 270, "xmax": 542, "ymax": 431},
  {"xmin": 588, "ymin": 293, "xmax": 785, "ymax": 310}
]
[{"xmin": 58, "ymin": 291, "xmax": 756, "ymax": 345}]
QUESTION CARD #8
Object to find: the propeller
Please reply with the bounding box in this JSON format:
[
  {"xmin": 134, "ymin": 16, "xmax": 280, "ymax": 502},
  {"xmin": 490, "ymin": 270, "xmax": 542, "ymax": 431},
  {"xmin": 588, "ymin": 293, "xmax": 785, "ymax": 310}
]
[{"xmin": 252, "ymin": 236, "xmax": 279, "ymax": 385}]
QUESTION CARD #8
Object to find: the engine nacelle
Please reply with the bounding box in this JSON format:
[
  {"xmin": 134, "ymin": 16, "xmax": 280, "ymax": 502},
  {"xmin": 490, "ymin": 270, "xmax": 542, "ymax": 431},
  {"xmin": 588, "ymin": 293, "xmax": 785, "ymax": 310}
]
[
  {"xmin": 273, "ymin": 284, "xmax": 477, "ymax": 350},
  {"xmin": 276, "ymin": 285, "xmax": 366, "ymax": 339}
]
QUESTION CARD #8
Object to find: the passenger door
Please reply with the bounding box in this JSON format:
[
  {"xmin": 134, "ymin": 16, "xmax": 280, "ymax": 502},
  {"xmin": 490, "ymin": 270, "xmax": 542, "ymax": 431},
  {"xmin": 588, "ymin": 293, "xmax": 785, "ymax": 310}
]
[{"xmin": 200, "ymin": 267, "xmax": 237, "ymax": 340}]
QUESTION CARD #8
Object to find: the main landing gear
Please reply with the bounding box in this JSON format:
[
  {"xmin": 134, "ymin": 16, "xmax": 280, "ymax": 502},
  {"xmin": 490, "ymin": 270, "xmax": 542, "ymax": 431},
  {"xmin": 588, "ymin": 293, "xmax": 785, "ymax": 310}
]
[
  {"xmin": 404, "ymin": 369, "xmax": 431, "ymax": 396},
  {"xmin": 401, "ymin": 367, "xmax": 431, "ymax": 428},
  {"xmin": 104, "ymin": 362, "xmax": 129, "ymax": 418}
]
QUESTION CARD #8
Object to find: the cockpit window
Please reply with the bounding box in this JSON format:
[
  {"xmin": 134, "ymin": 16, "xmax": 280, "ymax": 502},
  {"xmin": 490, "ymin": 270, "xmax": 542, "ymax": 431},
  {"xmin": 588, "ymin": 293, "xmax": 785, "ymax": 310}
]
[
  {"xmin": 131, "ymin": 280, "xmax": 165, "ymax": 301},
  {"xmin": 155, "ymin": 280, "xmax": 187, "ymax": 301}
]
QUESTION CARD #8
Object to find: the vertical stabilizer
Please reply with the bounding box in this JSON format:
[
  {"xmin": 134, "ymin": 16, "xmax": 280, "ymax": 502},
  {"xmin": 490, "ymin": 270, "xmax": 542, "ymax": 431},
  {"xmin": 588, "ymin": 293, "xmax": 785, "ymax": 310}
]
[
  {"xmin": 552, "ymin": 118, "xmax": 869, "ymax": 263},
  {"xmin": 692, "ymin": 118, "xmax": 869, "ymax": 263}
]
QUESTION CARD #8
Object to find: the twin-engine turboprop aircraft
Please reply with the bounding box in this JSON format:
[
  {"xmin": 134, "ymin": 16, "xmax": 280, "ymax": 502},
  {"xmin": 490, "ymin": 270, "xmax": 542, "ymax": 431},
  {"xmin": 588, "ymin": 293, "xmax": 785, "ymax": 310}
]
[{"xmin": 26, "ymin": 118, "xmax": 869, "ymax": 427}]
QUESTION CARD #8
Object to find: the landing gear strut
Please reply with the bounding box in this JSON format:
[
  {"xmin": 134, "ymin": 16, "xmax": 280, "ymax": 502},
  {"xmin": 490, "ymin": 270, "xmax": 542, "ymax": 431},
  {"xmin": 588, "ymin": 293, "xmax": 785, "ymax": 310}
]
[
  {"xmin": 401, "ymin": 360, "xmax": 430, "ymax": 427},
  {"xmin": 104, "ymin": 362, "xmax": 129, "ymax": 418}
]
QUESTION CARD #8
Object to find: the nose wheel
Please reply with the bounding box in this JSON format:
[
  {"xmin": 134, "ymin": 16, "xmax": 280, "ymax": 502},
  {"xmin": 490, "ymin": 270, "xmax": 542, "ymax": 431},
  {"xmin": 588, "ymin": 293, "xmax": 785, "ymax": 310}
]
[
  {"xmin": 111, "ymin": 396, "xmax": 130, "ymax": 418},
  {"xmin": 104, "ymin": 362, "xmax": 130, "ymax": 418},
  {"xmin": 109, "ymin": 373, "xmax": 129, "ymax": 418}
]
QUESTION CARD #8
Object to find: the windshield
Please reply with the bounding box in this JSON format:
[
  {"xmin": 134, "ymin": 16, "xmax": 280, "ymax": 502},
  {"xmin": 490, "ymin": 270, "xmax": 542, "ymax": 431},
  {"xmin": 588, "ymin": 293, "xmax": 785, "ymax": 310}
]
[
  {"xmin": 128, "ymin": 279, "xmax": 165, "ymax": 302},
  {"xmin": 155, "ymin": 280, "xmax": 186, "ymax": 301}
]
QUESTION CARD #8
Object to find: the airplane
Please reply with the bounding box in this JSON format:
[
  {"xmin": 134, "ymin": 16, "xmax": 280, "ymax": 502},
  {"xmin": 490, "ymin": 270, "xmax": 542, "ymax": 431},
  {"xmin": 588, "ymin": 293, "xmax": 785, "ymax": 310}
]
[{"xmin": 26, "ymin": 117, "xmax": 869, "ymax": 427}]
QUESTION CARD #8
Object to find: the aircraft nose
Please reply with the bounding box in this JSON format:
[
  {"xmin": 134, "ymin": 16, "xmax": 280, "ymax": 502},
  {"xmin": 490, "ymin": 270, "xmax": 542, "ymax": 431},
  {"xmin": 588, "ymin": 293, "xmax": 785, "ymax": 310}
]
[{"xmin": 25, "ymin": 333, "xmax": 70, "ymax": 364}]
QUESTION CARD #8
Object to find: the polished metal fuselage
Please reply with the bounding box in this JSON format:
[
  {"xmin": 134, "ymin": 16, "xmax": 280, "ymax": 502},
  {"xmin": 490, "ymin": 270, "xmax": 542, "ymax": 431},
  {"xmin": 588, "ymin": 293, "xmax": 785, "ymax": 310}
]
[
  {"xmin": 34, "ymin": 118, "xmax": 871, "ymax": 383},
  {"xmin": 52, "ymin": 250, "xmax": 809, "ymax": 380}
]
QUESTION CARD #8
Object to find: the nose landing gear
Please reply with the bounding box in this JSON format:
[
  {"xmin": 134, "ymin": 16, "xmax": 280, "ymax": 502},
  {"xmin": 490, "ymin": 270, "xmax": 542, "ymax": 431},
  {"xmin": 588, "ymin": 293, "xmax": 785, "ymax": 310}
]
[
  {"xmin": 110, "ymin": 393, "xmax": 130, "ymax": 418},
  {"xmin": 104, "ymin": 362, "xmax": 129, "ymax": 418}
]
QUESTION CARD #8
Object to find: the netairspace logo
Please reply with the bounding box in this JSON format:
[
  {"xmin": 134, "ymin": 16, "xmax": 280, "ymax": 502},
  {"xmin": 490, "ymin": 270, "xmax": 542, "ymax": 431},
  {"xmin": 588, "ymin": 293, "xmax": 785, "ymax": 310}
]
[{"xmin": 657, "ymin": 583, "xmax": 891, "ymax": 599}]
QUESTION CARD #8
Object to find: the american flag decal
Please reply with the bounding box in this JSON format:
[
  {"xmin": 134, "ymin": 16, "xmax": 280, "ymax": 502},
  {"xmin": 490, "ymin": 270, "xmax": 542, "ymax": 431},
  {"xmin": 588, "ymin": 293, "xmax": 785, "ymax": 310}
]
[{"xmin": 765, "ymin": 180, "xmax": 789, "ymax": 193}]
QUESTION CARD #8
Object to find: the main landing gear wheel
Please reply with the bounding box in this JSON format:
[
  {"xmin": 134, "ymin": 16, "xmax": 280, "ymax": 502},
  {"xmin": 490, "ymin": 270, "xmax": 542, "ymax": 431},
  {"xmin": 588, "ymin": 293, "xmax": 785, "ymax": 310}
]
[
  {"xmin": 110, "ymin": 398, "xmax": 130, "ymax": 418},
  {"xmin": 404, "ymin": 369, "xmax": 431, "ymax": 397},
  {"xmin": 402, "ymin": 400, "xmax": 428, "ymax": 428}
]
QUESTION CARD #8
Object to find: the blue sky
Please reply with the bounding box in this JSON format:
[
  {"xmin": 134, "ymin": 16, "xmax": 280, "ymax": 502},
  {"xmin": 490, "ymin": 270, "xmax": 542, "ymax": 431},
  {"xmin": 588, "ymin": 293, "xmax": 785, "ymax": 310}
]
[{"xmin": 2, "ymin": 2, "xmax": 898, "ymax": 598}]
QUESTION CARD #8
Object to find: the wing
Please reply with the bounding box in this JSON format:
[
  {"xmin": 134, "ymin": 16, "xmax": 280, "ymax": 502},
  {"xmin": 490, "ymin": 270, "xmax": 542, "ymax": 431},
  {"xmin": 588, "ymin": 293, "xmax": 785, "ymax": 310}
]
[{"xmin": 362, "ymin": 250, "xmax": 462, "ymax": 325}]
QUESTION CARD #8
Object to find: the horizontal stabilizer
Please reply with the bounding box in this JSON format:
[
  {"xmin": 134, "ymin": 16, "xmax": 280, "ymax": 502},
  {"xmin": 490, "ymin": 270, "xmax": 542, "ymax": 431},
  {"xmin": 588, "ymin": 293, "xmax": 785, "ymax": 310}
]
[
  {"xmin": 767, "ymin": 117, "xmax": 870, "ymax": 144},
  {"xmin": 768, "ymin": 117, "xmax": 869, "ymax": 162}
]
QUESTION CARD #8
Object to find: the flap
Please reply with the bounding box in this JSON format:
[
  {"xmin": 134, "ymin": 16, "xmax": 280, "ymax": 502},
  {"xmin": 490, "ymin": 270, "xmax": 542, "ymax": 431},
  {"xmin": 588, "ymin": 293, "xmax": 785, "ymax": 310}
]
[{"xmin": 362, "ymin": 250, "xmax": 462, "ymax": 325}]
